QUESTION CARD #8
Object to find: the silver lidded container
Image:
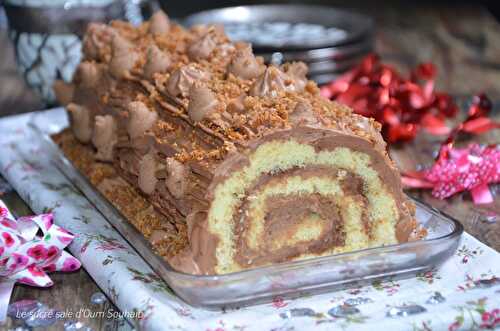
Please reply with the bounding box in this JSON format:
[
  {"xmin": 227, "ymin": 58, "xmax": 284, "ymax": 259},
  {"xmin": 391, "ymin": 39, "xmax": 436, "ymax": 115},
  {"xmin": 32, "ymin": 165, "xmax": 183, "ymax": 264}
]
[{"xmin": 3, "ymin": 0, "xmax": 151, "ymax": 105}]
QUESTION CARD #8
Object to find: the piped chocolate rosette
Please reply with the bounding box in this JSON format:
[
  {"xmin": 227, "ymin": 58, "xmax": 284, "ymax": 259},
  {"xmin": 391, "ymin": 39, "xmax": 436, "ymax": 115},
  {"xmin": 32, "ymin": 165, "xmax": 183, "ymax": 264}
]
[{"xmin": 55, "ymin": 10, "xmax": 422, "ymax": 275}]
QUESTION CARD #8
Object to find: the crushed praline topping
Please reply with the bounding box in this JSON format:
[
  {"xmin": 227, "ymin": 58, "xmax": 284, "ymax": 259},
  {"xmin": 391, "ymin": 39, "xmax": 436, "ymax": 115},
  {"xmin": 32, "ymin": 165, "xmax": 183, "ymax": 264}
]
[{"xmin": 77, "ymin": 10, "xmax": 386, "ymax": 164}]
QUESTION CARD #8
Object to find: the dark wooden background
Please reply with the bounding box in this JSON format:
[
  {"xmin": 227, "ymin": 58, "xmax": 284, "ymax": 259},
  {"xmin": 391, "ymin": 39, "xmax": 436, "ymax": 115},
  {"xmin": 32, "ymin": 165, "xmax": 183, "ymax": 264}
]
[{"xmin": 0, "ymin": 3, "xmax": 499, "ymax": 330}]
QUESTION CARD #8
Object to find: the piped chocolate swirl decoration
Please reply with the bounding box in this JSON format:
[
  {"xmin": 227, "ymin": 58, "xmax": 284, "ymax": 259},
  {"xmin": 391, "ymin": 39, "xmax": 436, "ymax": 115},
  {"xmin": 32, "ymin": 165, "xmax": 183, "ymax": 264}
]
[{"xmin": 58, "ymin": 10, "xmax": 421, "ymax": 275}]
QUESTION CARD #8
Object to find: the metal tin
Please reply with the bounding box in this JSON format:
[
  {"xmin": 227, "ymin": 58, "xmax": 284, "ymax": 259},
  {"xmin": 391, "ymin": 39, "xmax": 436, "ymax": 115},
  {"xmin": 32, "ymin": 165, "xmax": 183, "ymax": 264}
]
[
  {"xmin": 183, "ymin": 4, "xmax": 373, "ymax": 84},
  {"xmin": 259, "ymin": 37, "xmax": 373, "ymax": 63},
  {"xmin": 183, "ymin": 4, "xmax": 374, "ymax": 51},
  {"xmin": 306, "ymin": 57, "xmax": 364, "ymax": 75},
  {"xmin": 309, "ymin": 72, "xmax": 343, "ymax": 86}
]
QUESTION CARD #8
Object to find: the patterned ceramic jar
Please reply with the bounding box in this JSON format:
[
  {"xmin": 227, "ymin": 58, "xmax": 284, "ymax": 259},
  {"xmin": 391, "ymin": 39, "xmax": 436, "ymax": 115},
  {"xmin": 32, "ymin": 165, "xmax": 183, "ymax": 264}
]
[{"xmin": 3, "ymin": 0, "xmax": 146, "ymax": 105}]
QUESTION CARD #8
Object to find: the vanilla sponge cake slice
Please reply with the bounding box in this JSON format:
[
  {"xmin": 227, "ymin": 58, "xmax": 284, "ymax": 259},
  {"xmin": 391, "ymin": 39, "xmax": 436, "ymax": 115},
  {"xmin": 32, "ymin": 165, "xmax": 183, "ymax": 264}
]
[
  {"xmin": 172, "ymin": 126, "xmax": 418, "ymax": 274},
  {"xmin": 57, "ymin": 10, "xmax": 420, "ymax": 275}
]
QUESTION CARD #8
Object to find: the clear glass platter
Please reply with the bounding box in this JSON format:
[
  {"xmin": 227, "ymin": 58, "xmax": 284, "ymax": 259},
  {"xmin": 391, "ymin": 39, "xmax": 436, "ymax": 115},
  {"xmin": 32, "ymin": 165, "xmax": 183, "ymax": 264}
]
[{"xmin": 29, "ymin": 112, "xmax": 463, "ymax": 309}]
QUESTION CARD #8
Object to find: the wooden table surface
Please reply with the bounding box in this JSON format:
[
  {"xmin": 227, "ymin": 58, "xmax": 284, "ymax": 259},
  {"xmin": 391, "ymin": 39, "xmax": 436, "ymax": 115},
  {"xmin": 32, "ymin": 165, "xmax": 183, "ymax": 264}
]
[{"xmin": 0, "ymin": 3, "xmax": 499, "ymax": 331}]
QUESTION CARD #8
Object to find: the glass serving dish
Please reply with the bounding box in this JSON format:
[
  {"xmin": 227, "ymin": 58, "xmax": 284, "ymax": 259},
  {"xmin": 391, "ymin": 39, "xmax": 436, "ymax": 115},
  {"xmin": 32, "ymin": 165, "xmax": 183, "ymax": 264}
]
[{"xmin": 29, "ymin": 110, "xmax": 463, "ymax": 309}]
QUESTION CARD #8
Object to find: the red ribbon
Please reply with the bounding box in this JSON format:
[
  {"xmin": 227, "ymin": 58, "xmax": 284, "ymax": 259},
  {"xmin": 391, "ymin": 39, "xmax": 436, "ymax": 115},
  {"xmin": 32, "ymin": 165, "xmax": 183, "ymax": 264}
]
[
  {"xmin": 320, "ymin": 54, "xmax": 500, "ymax": 203},
  {"xmin": 443, "ymin": 93, "xmax": 500, "ymax": 145},
  {"xmin": 321, "ymin": 55, "xmax": 500, "ymax": 144},
  {"xmin": 320, "ymin": 54, "xmax": 461, "ymax": 143}
]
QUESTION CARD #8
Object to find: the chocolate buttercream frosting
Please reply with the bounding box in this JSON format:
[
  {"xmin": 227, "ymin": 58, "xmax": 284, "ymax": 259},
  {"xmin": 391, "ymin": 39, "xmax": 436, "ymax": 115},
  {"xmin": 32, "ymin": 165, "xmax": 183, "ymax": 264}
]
[
  {"xmin": 187, "ymin": 85, "xmax": 219, "ymax": 122},
  {"xmin": 67, "ymin": 103, "xmax": 92, "ymax": 143},
  {"xmin": 92, "ymin": 115, "xmax": 118, "ymax": 161},
  {"xmin": 188, "ymin": 30, "xmax": 217, "ymax": 61},
  {"xmin": 109, "ymin": 34, "xmax": 139, "ymax": 79},
  {"xmin": 249, "ymin": 66, "xmax": 296, "ymax": 97},
  {"xmin": 127, "ymin": 101, "xmax": 158, "ymax": 139},
  {"xmin": 53, "ymin": 80, "xmax": 74, "ymax": 106},
  {"xmin": 82, "ymin": 23, "xmax": 115, "ymax": 61},
  {"xmin": 227, "ymin": 44, "xmax": 264, "ymax": 80},
  {"xmin": 283, "ymin": 62, "xmax": 308, "ymax": 91},
  {"xmin": 165, "ymin": 64, "xmax": 210, "ymax": 98},
  {"xmin": 165, "ymin": 157, "xmax": 188, "ymax": 199},
  {"xmin": 289, "ymin": 100, "xmax": 319, "ymax": 126},
  {"xmin": 76, "ymin": 62, "xmax": 103, "ymax": 88},
  {"xmin": 149, "ymin": 10, "xmax": 170, "ymax": 35},
  {"xmin": 226, "ymin": 94, "xmax": 246, "ymax": 114},
  {"xmin": 138, "ymin": 151, "xmax": 159, "ymax": 194},
  {"xmin": 143, "ymin": 45, "xmax": 171, "ymax": 80}
]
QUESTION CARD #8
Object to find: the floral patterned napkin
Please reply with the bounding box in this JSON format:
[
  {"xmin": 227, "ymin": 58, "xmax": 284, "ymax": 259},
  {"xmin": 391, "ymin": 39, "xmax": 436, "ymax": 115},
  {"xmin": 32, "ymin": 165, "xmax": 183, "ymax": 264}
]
[{"xmin": 0, "ymin": 108, "xmax": 498, "ymax": 331}]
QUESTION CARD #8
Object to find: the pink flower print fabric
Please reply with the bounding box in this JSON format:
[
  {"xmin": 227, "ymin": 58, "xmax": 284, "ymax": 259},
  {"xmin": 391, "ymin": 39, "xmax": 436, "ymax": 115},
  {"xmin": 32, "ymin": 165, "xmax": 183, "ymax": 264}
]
[{"xmin": 0, "ymin": 200, "xmax": 80, "ymax": 287}]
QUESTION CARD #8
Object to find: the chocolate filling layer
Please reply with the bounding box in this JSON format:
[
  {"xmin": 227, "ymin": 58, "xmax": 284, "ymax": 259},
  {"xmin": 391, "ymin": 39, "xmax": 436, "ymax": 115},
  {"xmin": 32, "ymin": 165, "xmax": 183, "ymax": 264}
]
[
  {"xmin": 231, "ymin": 166, "xmax": 370, "ymax": 267},
  {"xmin": 209, "ymin": 127, "xmax": 415, "ymax": 244},
  {"xmin": 235, "ymin": 193, "xmax": 345, "ymax": 266}
]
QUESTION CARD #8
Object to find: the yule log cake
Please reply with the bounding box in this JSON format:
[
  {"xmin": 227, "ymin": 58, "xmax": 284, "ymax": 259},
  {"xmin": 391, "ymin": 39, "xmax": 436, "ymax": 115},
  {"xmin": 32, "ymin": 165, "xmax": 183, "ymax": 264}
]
[{"xmin": 54, "ymin": 10, "xmax": 422, "ymax": 275}]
